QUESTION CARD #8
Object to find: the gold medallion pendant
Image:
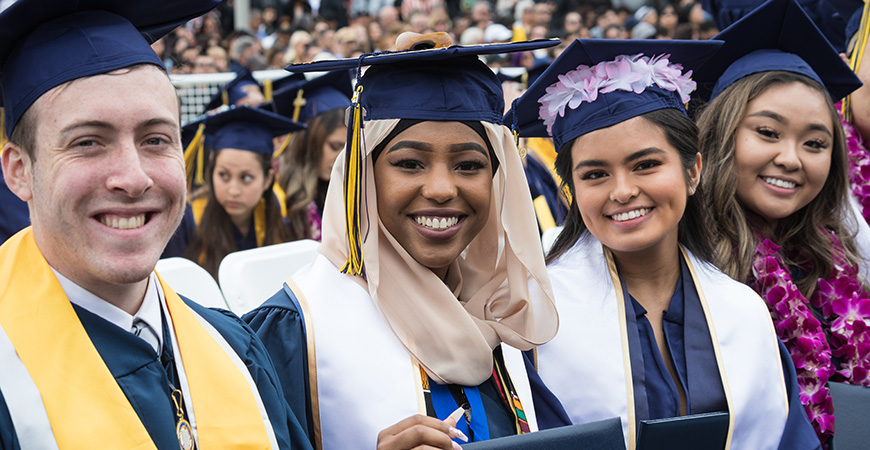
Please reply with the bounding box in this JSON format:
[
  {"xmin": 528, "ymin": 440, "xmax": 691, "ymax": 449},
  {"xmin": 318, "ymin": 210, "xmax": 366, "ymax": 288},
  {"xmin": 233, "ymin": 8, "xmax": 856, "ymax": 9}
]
[
  {"xmin": 176, "ymin": 418, "xmax": 194, "ymax": 450},
  {"xmin": 172, "ymin": 389, "xmax": 195, "ymax": 450}
]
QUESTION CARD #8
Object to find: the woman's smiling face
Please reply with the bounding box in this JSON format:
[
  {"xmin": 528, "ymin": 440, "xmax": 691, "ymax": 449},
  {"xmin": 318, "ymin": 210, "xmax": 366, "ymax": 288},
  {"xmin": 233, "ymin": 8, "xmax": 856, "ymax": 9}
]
[
  {"xmin": 570, "ymin": 115, "xmax": 700, "ymax": 257},
  {"xmin": 733, "ymin": 81, "xmax": 834, "ymax": 226},
  {"xmin": 374, "ymin": 121, "xmax": 493, "ymax": 278}
]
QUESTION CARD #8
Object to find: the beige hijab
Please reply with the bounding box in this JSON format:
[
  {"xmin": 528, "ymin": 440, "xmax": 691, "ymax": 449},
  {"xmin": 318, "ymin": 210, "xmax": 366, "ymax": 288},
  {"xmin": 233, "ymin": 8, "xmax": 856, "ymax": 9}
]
[{"xmin": 319, "ymin": 118, "xmax": 559, "ymax": 386}]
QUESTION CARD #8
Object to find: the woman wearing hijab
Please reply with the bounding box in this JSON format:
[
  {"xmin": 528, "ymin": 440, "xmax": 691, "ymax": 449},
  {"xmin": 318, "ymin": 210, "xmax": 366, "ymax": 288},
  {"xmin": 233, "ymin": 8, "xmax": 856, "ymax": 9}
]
[{"xmin": 244, "ymin": 37, "xmax": 564, "ymax": 450}]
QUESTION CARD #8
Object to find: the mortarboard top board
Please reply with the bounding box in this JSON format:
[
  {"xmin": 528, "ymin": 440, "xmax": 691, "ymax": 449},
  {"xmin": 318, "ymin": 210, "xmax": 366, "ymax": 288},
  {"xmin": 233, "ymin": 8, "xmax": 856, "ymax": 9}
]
[
  {"xmin": 204, "ymin": 67, "xmax": 263, "ymax": 111},
  {"xmin": 701, "ymin": 0, "xmax": 847, "ymax": 53},
  {"xmin": 284, "ymin": 39, "xmax": 560, "ymax": 124},
  {"xmin": 261, "ymin": 69, "xmax": 353, "ymax": 123},
  {"xmin": 182, "ymin": 105, "xmax": 305, "ymax": 156},
  {"xmin": 692, "ymin": 0, "xmax": 862, "ymax": 103},
  {"xmin": 0, "ymin": 0, "xmax": 219, "ymax": 136},
  {"xmin": 504, "ymin": 39, "xmax": 724, "ymax": 152}
]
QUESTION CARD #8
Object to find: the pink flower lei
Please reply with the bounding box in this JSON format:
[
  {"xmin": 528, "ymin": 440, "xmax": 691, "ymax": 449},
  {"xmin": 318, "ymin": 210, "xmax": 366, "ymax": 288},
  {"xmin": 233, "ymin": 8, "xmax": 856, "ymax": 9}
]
[
  {"xmin": 537, "ymin": 53, "xmax": 696, "ymax": 134},
  {"xmin": 752, "ymin": 231, "xmax": 870, "ymax": 448},
  {"xmin": 837, "ymin": 104, "xmax": 870, "ymax": 224}
]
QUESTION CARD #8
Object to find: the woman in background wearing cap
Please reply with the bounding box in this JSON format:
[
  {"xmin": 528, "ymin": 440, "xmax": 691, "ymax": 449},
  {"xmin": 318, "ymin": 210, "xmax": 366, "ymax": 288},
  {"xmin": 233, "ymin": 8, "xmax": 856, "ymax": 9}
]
[
  {"xmin": 244, "ymin": 37, "xmax": 566, "ymax": 450},
  {"xmin": 507, "ymin": 38, "xmax": 819, "ymax": 450},
  {"xmin": 264, "ymin": 70, "xmax": 353, "ymax": 242},
  {"xmin": 184, "ymin": 106, "xmax": 304, "ymax": 279},
  {"xmin": 693, "ymin": 0, "xmax": 867, "ymax": 445}
]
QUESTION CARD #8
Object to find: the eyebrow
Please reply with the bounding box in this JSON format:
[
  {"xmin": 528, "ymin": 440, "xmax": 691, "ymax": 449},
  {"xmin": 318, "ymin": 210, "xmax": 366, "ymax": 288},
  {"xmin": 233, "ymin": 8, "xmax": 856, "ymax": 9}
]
[
  {"xmin": 747, "ymin": 110, "xmax": 831, "ymax": 136},
  {"xmin": 60, "ymin": 117, "xmax": 178, "ymax": 136},
  {"xmin": 386, "ymin": 140, "xmax": 488, "ymax": 156},
  {"xmin": 573, "ymin": 147, "xmax": 666, "ymax": 171}
]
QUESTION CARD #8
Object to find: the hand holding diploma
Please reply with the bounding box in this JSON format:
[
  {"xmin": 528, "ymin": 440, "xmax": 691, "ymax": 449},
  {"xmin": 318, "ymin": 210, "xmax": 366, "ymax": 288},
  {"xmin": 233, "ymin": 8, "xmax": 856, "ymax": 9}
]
[{"xmin": 376, "ymin": 406, "xmax": 470, "ymax": 450}]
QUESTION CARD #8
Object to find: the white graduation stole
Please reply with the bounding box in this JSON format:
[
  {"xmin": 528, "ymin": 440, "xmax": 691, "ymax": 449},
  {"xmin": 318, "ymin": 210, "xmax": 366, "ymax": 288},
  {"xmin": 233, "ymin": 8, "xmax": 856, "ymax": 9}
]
[
  {"xmin": 288, "ymin": 255, "xmax": 537, "ymax": 450},
  {"xmin": 533, "ymin": 234, "xmax": 789, "ymax": 450}
]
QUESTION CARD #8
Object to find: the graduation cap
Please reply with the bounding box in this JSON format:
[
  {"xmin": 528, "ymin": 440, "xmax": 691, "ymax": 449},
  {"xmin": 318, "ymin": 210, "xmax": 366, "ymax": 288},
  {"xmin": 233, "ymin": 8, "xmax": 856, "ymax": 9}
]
[
  {"xmin": 262, "ymin": 69, "xmax": 353, "ymax": 124},
  {"xmin": 284, "ymin": 37, "xmax": 559, "ymax": 276},
  {"xmin": 0, "ymin": 0, "xmax": 219, "ymax": 138},
  {"xmin": 692, "ymin": 0, "xmax": 861, "ymax": 103},
  {"xmin": 701, "ymin": 0, "xmax": 847, "ymax": 52},
  {"xmin": 504, "ymin": 39, "xmax": 723, "ymax": 152},
  {"xmin": 203, "ymin": 68, "xmax": 264, "ymax": 111},
  {"xmin": 181, "ymin": 106, "xmax": 305, "ymax": 186}
]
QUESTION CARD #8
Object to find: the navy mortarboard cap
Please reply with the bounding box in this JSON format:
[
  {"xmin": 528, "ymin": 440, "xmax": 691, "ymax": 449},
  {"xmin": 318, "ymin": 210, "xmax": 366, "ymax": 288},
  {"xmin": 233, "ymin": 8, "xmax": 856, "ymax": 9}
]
[
  {"xmin": 847, "ymin": 4, "xmax": 865, "ymax": 43},
  {"xmin": 701, "ymin": 0, "xmax": 847, "ymax": 52},
  {"xmin": 184, "ymin": 106, "xmax": 305, "ymax": 155},
  {"xmin": 262, "ymin": 70, "xmax": 353, "ymax": 123},
  {"xmin": 204, "ymin": 68, "xmax": 262, "ymax": 111},
  {"xmin": 693, "ymin": 0, "xmax": 862, "ymax": 102},
  {"xmin": 0, "ymin": 0, "xmax": 219, "ymax": 137},
  {"xmin": 504, "ymin": 39, "xmax": 723, "ymax": 152},
  {"xmin": 285, "ymin": 39, "xmax": 560, "ymax": 124}
]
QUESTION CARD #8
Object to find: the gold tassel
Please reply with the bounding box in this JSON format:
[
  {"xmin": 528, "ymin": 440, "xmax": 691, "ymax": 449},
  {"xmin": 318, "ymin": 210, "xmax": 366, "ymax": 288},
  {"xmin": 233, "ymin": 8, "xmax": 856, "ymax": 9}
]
[
  {"xmin": 0, "ymin": 108, "xmax": 7, "ymax": 154},
  {"xmin": 844, "ymin": 0, "xmax": 870, "ymax": 122},
  {"xmin": 340, "ymin": 84, "xmax": 366, "ymax": 277},
  {"xmin": 263, "ymin": 79, "xmax": 273, "ymax": 102},
  {"xmin": 221, "ymin": 90, "xmax": 229, "ymax": 107},
  {"xmin": 292, "ymin": 89, "xmax": 307, "ymax": 122},
  {"xmin": 183, "ymin": 123, "xmax": 207, "ymax": 188},
  {"xmin": 272, "ymin": 133, "xmax": 292, "ymax": 159}
]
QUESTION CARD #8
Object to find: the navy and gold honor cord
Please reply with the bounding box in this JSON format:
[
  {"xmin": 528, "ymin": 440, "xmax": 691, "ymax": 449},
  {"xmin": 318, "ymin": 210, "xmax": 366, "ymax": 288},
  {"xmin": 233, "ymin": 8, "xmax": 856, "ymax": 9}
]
[
  {"xmin": 844, "ymin": 0, "xmax": 870, "ymax": 122},
  {"xmin": 340, "ymin": 82, "xmax": 367, "ymax": 277}
]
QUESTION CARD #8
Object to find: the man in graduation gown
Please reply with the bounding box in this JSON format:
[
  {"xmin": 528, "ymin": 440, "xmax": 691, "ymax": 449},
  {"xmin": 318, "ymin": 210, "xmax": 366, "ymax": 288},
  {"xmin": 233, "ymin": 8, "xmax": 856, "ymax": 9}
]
[{"xmin": 0, "ymin": 1, "xmax": 311, "ymax": 449}]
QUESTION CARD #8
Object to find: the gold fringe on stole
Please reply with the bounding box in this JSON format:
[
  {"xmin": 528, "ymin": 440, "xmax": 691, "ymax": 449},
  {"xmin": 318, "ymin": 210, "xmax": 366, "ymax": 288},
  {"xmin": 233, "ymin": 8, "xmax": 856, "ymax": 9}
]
[
  {"xmin": 679, "ymin": 246, "xmax": 738, "ymax": 449},
  {"xmin": 340, "ymin": 84, "xmax": 366, "ymax": 277},
  {"xmin": 843, "ymin": 0, "xmax": 870, "ymax": 122},
  {"xmin": 183, "ymin": 123, "xmax": 207, "ymax": 188},
  {"xmin": 283, "ymin": 276, "xmax": 324, "ymax": 450},
  {"xmin": 603, "ymin": 246, "xmax": 637, "ymax": 450}
]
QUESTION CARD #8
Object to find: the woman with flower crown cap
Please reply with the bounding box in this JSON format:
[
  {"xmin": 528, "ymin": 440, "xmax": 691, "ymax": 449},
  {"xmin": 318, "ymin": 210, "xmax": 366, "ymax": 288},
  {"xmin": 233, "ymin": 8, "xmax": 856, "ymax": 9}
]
[
  {"xmin": 506, "ymin": 37, "xmax": 821, "ymax": 450},
  {"xmin": 691, "ymin": 0, "xmax": 867, "ymax": 446},
  {"xmin": 243, "ymin": 36, "xmax": 570, "ymax": 450}
]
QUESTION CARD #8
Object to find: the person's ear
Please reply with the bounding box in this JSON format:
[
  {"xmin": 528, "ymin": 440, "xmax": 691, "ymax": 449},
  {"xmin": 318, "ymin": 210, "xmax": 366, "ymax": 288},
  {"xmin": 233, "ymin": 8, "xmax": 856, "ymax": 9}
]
[{"xmin": 2, "ymin": 142, "xmax": 34, "ymax": 202}]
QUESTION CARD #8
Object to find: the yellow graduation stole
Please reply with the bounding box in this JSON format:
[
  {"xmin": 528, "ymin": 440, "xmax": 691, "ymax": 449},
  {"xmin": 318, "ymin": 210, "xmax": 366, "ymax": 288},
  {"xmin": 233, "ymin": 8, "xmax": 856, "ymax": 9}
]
[{"xmin": 0, "ymin": 228, "xmax": 273, "ymax": 448}]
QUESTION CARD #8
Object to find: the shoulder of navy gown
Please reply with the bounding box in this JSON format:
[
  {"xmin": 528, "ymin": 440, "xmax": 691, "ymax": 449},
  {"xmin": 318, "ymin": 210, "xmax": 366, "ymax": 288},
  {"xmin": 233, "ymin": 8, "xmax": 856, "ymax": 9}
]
[
  {"xmin": 0, "ymin": 171, "xmax": 29, "ymax": 245},
  {"xmin": 777, "ymin": 339, "xmax": 823, "ymax": 450},
  {"xmin": 242, "ymin": 288, "xmax": 314, "ymax": 446},
  {"xmin": 182, "ymin": 297, "xmax": 313, "ymax": 450},
  {"xmin": 161, "ymin": 203, "xmax": 195, "ymax": 259},
  {"xmin": 0, "ymin": 389, "xmax": 20, "ymax": 450},
  {"xmin": 522, "ymin": 350, "xmax": 573, "ymax": 430}
]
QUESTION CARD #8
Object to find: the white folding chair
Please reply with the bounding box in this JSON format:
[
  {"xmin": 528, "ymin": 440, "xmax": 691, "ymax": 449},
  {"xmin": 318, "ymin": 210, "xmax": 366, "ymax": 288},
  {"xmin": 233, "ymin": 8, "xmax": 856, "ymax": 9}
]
[
  {"xmin": 155, "ymin": 257, "xmax": 228, "ymax": 309},
  {"xmin": 218, "ymin": 239, "xmax": 320, "ymax": 315},
  {"xmin": 541, "ymin": 225, "xmax": 564, "ymax": 254}
]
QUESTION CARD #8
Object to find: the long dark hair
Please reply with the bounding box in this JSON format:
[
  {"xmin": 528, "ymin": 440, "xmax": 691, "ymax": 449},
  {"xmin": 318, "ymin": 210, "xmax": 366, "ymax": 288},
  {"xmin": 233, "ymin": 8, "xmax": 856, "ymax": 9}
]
[
  {"xmin": 278, "ymin": 108, "xmax": 345, "ymax": 240},
  {"xmin": 545, "ymin": 108, "xmax": 715, "ymax": 265},
  {"xmin": 185, "ymin": 148, "xmax": 291, "ymax": 279},
  {"xmin": 696, "ymin": 70, "xmax": 856, "ymax": 297}
]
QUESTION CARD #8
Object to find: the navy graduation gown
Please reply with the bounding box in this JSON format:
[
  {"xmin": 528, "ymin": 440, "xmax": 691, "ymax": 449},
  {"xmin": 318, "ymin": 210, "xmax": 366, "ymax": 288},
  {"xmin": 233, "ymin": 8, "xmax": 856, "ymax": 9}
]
[
  {"xmin": 161, "ymin": 204, "xmax": 196, "ymax": 259},
  {"xmin": 244, "ymin": 288, "xmax": 570, "ymax": 445},
  {"xmin": 621, "ymin": 257, "xmax": 820, "ymax": 449},
  {"xmin": 0, "ymin": 296, "xmax": 312, "ymax": 450},
  {"xmin": 0, "ymin": 172, "xmax": 29, "ymax": 245},
  {"xmin": 523, "ymin": 153, "xmax": 566, "ymax": 230}
]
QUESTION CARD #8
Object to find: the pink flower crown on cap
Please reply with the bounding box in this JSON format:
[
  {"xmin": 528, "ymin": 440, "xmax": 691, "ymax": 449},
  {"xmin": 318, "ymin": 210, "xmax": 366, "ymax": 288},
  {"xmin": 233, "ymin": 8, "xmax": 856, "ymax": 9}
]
[{"xmin": 537, "ymin": 53, "xmax": 696, "ymax": 134}]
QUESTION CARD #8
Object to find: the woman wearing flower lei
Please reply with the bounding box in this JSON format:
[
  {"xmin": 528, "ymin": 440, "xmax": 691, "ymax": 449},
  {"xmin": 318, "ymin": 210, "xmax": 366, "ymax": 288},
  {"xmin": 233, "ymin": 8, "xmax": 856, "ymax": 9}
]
[
  {"xmin": 508, "ymin": 37, "xmax": 820, "ymax": 450},
  {"xmin": 693, "ymin": 0, "xmax": 868, "ymax": 447}
]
